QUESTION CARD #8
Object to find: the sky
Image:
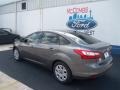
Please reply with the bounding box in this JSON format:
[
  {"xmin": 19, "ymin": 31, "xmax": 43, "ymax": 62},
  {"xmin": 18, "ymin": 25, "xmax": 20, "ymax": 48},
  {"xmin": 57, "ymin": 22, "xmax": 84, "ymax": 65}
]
[{"xmin": 0, "ymin": 0, "xmax": 20, "ymax": 6}]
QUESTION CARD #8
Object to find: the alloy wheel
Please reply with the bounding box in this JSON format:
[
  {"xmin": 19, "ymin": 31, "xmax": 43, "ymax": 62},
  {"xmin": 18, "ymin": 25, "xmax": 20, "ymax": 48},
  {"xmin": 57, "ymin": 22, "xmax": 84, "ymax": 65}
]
[
  {"xmin": 55, "ymin": 65, "xmax": 68, "ymax": 82},
  {"xmin": 14, "ymin": 49, "xmax": 20, "ymax": 60}
]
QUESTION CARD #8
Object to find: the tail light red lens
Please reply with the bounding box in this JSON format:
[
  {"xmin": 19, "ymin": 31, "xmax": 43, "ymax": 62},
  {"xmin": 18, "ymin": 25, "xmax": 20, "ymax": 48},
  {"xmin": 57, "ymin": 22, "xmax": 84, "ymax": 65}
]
[{"xmin": 74, "ymin": 49, "xmax": 101, "ymax": 60}]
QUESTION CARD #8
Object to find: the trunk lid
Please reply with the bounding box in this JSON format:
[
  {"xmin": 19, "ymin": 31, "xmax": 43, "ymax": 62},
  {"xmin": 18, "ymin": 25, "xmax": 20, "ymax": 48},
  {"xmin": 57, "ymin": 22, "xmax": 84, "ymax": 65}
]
[
  {"xmin": 85, "ymin": 41, "xmax": 111, "ymax": 52},
  {"xmin": 84, "ymin": 41, "xmax": 112, "ymax": 60}
]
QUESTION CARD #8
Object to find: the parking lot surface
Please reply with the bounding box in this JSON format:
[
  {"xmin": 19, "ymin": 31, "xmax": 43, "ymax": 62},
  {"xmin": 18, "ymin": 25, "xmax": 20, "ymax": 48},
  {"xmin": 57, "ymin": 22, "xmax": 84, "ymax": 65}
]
[
  {"xmin": 0, "ymin": 71, "xmax": 32, "ymax": 90},
  {"xmin": 0, "ymin": 50, "xmax": 120, "ymax": 90}
]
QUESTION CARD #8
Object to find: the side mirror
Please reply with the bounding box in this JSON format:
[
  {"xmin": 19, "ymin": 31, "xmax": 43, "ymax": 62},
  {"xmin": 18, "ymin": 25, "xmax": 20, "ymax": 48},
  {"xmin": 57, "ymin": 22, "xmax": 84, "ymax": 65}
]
[
  {"xmin": 20, "ymin": 38, "xmax": 28, "ymax": 43},
  {"xmin": 24, "ymin": 38, "xmax": 28, "ymax": 43}
]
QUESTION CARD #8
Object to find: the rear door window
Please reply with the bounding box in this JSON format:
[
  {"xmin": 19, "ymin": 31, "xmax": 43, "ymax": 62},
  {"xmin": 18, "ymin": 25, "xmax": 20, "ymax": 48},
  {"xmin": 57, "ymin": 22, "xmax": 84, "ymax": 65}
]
[
  {"xmin": 59, "ymin": 36, "xmax": 70, "ymax": 45},
  {"xmin": 41, "ymin": 32, "xmax": 59, "ymax": 45}
]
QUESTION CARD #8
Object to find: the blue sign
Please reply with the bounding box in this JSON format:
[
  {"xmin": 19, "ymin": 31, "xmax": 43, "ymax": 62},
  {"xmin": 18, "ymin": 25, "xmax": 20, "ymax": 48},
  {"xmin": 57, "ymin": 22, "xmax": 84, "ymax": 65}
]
[{"xmin": 67, "ymin": 10, "xmax": 97, "ymax": 30}]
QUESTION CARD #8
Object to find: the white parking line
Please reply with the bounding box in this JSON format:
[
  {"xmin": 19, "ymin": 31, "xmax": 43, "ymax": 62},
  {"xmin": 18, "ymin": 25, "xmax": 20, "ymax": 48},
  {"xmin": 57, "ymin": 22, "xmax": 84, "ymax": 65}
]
[
  {"xmin": 0, "ymin": 71, "xmax": 33, "ymax": 90},
  {"xmin": 0, "ymin": 44, "xmax": 13, "ymax": 51}
]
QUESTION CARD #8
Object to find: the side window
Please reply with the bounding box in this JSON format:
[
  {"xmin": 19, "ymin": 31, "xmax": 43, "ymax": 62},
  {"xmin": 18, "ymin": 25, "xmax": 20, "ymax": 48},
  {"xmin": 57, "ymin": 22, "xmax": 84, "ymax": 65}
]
[
  {"xmin": 41, "ymin": 32, "xmax": 59, "ymax": 45},
  {"xmin": 27, "ymin": 32, "xmax": 43, "ymax": 42},
  {"xmin": 59, "ymin": 36, "xmax": 70, "ymax": 45}
]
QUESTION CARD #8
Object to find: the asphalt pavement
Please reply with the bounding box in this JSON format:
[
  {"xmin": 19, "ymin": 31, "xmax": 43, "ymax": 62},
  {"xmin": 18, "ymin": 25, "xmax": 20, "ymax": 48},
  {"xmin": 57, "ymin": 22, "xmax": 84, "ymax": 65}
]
[{"xmin": 0, "ymin": 50, "xmax": 120, "ymax": 90}]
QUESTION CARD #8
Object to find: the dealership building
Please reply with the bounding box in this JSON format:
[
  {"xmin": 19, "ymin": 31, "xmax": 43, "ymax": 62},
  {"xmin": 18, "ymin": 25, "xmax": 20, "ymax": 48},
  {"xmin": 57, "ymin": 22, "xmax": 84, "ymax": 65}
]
[{"xmin": 0, "ymin": 0, "xmax": 119, "ymax": 54}]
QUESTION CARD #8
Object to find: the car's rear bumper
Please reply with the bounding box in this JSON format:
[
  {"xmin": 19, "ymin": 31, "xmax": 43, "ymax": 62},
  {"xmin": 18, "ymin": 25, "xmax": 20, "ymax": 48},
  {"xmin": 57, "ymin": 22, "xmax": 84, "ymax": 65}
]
[{"xmin": 71, "ymin": 56, "xmax": 113, "ymax": 78}]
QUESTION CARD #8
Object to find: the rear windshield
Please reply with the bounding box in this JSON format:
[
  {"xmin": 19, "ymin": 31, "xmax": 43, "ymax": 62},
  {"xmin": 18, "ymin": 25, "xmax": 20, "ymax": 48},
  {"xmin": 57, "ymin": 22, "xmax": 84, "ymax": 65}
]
[{"xmin": 66, "ymin": 32, "xmax": 101, "ymax": 45}]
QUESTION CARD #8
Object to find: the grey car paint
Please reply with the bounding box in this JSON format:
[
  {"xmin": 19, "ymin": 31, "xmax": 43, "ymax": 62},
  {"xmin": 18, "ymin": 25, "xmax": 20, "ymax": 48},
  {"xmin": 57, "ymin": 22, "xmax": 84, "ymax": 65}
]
[{"xmin": 14, "ymin": 30, "xmax": 113, "ymax": 78}]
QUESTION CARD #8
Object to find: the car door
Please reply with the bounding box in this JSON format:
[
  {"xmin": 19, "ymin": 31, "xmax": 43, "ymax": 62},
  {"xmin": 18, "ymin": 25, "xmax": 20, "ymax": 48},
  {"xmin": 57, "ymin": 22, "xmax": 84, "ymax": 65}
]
[
  {"xmin": 19, "ymin": 32, "xmax": 43, "ymax": 61},
  {"xmin": 0, "ymin": 30, "xmax": 5, "ymax": 44},
  {"xmin": 32, "ymin": 32, "xmax": 60, "ymax": 65},
  {"xmin": 4, "ymin": 32, "xmax": 17, "ymax": 43},
  {"xmin": 0, "ymin": 30, "xmax": 16, "ymax": 44}
]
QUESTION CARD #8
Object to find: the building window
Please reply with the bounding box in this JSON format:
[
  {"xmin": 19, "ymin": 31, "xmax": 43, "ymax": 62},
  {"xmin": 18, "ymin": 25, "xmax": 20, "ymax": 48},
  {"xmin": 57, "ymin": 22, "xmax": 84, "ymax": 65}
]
[{"xmin": 21, "ymin": 2, "xmax": 27, "ymax": 10}]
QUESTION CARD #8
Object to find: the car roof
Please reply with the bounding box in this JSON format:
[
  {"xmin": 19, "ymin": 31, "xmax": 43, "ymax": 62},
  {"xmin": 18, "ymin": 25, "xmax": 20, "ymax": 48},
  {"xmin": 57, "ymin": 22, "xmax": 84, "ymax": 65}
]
[
  {"xmin": 38, "ymin": 30, "xmax": 88, "ymax": 37},
  {"xmin": 36, "ymin": 30, "xmax": 68, "ymax": 36}
]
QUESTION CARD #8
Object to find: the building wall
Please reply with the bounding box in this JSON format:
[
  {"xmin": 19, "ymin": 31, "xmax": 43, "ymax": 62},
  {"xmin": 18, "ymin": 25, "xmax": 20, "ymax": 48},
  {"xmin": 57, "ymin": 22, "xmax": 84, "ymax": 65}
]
[
  {"xmin": 0, "ymin": 0, "xmax": 103, "ymax": 14},
  {"xmin": 0, "ymin": 0, "xmax": 102, "ymax": 34},
  {"xmin": 0, "ymin": 13, "xmax": 16, "ymax": 33},
  {"xmin": 0, "ymin": 0, "xmax": 119, "ymax": 53},
  {"xmin": 17, "ymin": 9, "xmax": 42, "ymax": 36},
  {"xmin": 0, "ymin": 3, "xmax": 16, "ymax": 14},
  {"xmin": 42, "ymin": 0, "xmax": 120, "ymax": 46}
]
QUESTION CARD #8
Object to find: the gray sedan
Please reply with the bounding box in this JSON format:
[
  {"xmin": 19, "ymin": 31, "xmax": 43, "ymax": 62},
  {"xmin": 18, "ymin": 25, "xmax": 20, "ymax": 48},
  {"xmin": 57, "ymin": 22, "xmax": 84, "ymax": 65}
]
[{"xmin": 13, "ymin": 30, "xmax": 113, "ymax": 84}]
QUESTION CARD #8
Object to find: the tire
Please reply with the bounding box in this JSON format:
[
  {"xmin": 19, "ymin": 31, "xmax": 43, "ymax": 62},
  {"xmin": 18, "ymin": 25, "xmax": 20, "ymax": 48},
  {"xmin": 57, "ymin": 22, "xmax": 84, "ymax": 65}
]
[
  {"xmin": 13, "ymin": 48, "xmax": 21, "ymax": 61},
  {"xmin": 53, "ymin": 61, "xmax": 72, "ymax": 84}
]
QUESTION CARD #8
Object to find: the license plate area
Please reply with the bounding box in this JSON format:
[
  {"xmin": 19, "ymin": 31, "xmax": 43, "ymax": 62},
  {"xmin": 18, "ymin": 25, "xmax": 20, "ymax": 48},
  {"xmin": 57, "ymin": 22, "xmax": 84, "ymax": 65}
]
[{"xmin": 104, "ymin": 52, "xmax": 109, "ymax": 58}]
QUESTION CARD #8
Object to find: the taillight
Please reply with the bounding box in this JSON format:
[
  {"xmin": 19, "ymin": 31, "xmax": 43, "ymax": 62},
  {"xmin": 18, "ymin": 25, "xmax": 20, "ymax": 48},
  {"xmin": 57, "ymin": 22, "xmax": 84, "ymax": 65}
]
[{"xmin": 74, "ymin": 49, "xmax": 101, "ymax": 60}]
